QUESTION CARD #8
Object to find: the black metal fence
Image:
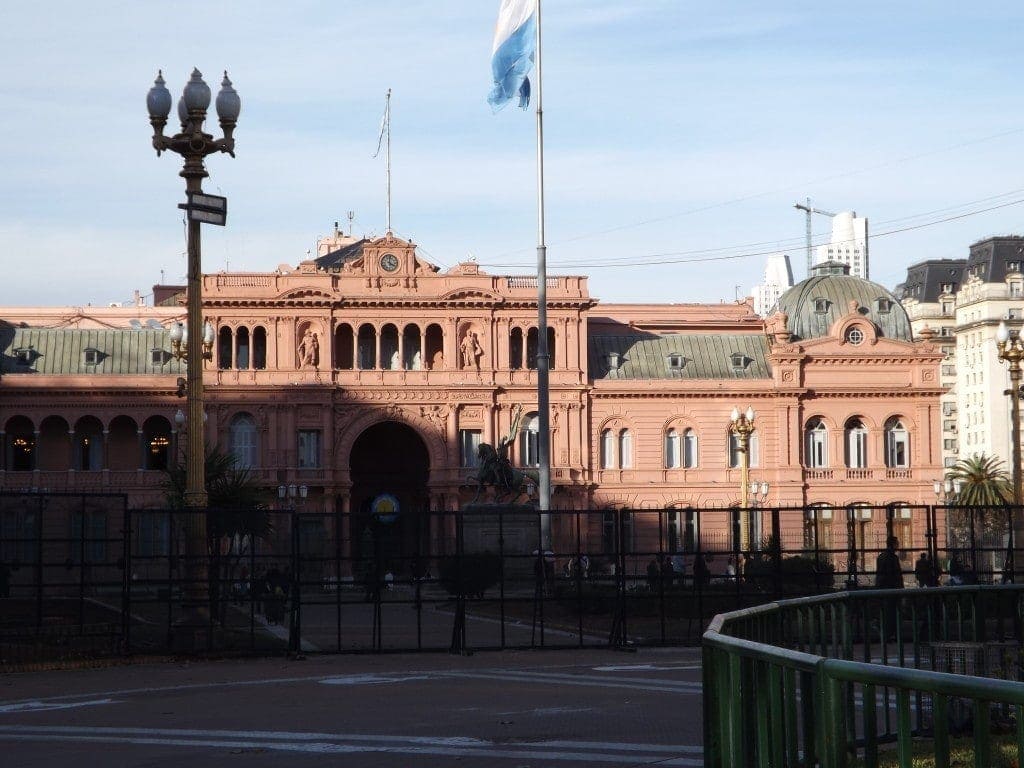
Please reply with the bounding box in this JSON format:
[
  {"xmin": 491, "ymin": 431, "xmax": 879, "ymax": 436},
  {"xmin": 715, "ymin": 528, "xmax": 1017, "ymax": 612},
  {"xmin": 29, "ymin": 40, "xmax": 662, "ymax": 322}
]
[{"xmin": 0, "ymin": 493, "xmax": 1019, "ymax": 665}]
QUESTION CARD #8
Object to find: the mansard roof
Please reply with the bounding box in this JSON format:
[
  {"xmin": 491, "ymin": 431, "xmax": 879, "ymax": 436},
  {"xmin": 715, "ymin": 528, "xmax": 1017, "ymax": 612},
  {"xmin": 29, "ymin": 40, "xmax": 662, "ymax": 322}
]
[
  {"xmin": 314, "ymin": 238, "xmax": 369, "ymax": 271},
  {"xmin": 1, "ymin": 327, "xmax": 182, "ymax": 375},
  {"xmin": 589, "ymin": 333, "xmax": 771, "ymax": 380}
]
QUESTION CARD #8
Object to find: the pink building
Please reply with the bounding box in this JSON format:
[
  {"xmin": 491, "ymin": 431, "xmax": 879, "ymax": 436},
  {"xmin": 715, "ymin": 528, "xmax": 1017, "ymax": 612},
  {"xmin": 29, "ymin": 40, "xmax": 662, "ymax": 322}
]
[{"xmin": 0, "ymin": 238, "xmax": 943, "ymax": 562}]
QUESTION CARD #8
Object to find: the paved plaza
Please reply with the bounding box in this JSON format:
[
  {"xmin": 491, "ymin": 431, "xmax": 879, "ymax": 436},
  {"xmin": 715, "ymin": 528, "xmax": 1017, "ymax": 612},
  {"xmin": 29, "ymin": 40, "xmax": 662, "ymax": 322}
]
[{"xmin": 0, "ymin": 648, "xmax": 704, "ymax": 767}]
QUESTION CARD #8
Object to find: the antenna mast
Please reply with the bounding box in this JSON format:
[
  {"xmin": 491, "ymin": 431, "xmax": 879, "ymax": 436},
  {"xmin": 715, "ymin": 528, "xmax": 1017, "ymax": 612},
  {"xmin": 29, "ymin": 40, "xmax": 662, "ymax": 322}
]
[{"xmin": 347, "ymin": 210, "xmax": 355, "ymax": 237}]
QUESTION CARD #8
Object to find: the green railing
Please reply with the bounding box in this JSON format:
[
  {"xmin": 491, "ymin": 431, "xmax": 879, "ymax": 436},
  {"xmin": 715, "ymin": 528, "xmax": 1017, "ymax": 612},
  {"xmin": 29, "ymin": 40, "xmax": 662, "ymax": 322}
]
[{"xmin": 703, "ymin": 586, "xmax": 1024, "ymax": 767}]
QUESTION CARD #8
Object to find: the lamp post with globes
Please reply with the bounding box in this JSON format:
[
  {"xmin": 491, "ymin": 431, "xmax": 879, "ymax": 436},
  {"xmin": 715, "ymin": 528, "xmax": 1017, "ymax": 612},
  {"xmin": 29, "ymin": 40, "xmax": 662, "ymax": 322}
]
[
  {"xmin": 995, "ymin": 320, "xmax": 1024, "ymax": 580},
  {"xmin": 747, "ymin": 480, "xmax": 769, "ymax": 550},
  {"xmin": 147, "ymin": 68, "xmax": 240, "ymax": 624},
  {"xmin": 729, "ymin": 406, "xmax": 757, "ymax": 550}
]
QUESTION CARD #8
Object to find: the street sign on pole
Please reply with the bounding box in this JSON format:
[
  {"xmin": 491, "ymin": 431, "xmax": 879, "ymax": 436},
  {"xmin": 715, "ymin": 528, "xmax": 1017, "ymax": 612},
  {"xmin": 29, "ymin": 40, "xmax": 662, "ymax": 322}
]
[{"xmin": 178, "ymin": 192, "xmax": 227, "ymax": 226}]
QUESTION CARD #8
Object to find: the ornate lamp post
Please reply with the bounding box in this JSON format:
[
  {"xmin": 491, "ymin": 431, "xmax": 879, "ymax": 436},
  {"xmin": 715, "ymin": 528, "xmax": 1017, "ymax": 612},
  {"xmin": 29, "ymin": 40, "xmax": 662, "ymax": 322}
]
[
  {"xmin": 747, "ymin": 480, "xmax": 769, "ymax": 549},
  {"xmin": 729, "ymin": 406, "xmax": 756, "ymax": 550},
  {"xmin": 169, "ymin": 320, "xmax": 215, "ymax": 362},
  {"xmin": 996, "ymin": 320, "xmax": 1024, "ymax": 579},
  {"xmin": 147, "ymin": 68, "xmax": 240, "ymax": 622},
  {"xmin": 996, "ymin": 321, "xmax": 1024, "ymax": 506}
]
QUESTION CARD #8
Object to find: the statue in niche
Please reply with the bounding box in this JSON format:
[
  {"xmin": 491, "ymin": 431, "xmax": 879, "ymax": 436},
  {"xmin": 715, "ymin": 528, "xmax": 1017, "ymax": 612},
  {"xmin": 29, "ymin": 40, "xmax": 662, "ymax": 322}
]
[
  {"xmin": 460, "ymin": 330, "xmax": 484, "ymax": 370},
  {"xmin": 298, "ymin": 329, "xmax": 319, "ymax": 368}
]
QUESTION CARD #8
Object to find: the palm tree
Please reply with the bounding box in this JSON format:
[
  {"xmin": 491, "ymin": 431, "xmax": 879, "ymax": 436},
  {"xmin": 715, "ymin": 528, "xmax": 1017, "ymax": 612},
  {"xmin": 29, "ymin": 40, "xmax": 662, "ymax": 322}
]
[
  {"xmin": 945, "ymin": 454, "xmax": 1012, "ymax": 507},
  {"xmin": 164, "ymin": 446, "xmax": 273, "ymax": 623},
  {"xmin": 945, "ymin": 453, "xmax": 1012, "ymax": 580}
]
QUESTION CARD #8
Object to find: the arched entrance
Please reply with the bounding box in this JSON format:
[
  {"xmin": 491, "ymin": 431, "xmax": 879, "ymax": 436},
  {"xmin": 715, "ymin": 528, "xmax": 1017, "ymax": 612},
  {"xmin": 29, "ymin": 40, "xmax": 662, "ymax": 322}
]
[{"xmin": 349, "ymin": 421, "xmax": 430, "ymax": 574}]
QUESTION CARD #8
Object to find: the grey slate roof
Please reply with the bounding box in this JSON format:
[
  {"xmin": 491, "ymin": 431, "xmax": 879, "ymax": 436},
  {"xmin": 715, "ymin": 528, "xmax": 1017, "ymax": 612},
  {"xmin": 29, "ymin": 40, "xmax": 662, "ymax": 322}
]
[
  {"xmin": 315, "ymin": 239, "xmax": 368, "ymax": 272},
  {"xmin": 1, "ymin": 327, "xmax": 184, "ymax": 375},
  {"xmin": 589, "ymin": 333, "xmax": 771, "ymax": 381}
]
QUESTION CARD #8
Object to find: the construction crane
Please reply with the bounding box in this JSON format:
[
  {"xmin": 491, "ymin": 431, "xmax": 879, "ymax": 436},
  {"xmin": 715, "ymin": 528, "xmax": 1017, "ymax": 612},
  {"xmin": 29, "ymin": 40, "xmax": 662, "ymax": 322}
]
[{"xmin": 794, "ymin": 198, "xmax": 836, "ymax": 278}]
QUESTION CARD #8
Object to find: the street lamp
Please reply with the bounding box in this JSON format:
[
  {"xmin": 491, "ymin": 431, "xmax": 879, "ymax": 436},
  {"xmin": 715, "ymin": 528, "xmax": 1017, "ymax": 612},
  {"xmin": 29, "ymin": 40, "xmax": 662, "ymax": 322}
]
[
  {"xmin": 148, "ymin": 68, "xmax": 239, "ymax": 627},
  {"xmin": 748, "ymin": 480, "xmax": 769, "ymax": 549},
  {"xmin": 730, "ymin": 406, "xmax": 756, "ymax": 550},
  {"xmin": 996, "ymin": 320, "xmax": 1024, "ymax": 580},
  {"xmin": 148, "ymin": 67, "xmax": 239, "ymax": 509},
  {"xmin": 996, "ymin": 321, "xmax": 1024, "ymax": 506},
  {"xmin": 169, "ymin": 320, "xmax": 216, "ymax": 362}
]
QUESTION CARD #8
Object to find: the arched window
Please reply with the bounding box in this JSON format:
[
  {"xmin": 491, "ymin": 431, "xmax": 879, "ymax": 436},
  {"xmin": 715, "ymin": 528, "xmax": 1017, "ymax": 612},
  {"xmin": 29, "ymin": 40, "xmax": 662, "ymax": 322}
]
[
  {"xmin": 526, "ymin": 327, "xmax": 539, "ymax": 370},
  {"xmin": 728, "ymin": 431, "xmax": 759, "ymax": 468},
  {"xmin": 600, "ymin": 429, "xmax": 614, "ymax": 469},
  {"xmin": 618, "ymin": 429, "xmax": 632, "ymax": 469},
  {"xmin": 509, "ymin": 327, "xmax": 524, "ymax": 370},
  {"xmin": 335, "ymin": 323, "xmax": 354, "ymax": 369},
  {"xmin": 230, "ymin": 414, "xmax": 258, "ymax": 469},
  {"xmin": 805, "ymin": 418, "xmax": 828, "ymax": 468},
  {"xmin": 885, "ymin": 417, "xmax": 909, "ymax": 468},
  {"xmin": 520, "ymin": 412, "xmax": 540, "ymax": 467},
  {"xmin": 235, "ymin": 326, "xmax": 250, "ymax": 370},
  {"xmin": 252, "ymin": 326, "xmax": 267, "ymax": 370},
  {"xmin": 683, "ymin": 429, "xmax": 699, "ymax": 468},
  {"xmin": 845, "ymin": 418, "xmax": 868, "ymax": 468},
  {"xmin": 357, "ymin": 324, "xmax": 376, "ymax": 369},
  {"xmin": 380, "ymin": 324, "xmax": 399, "ymax": 370},
  {"xmin": 664, "ymin": 429, "xmax": 680, "ymax": 469},
  {"xmin": 217, "ymin": 326, "xmax": 233, "ymax": 370}
]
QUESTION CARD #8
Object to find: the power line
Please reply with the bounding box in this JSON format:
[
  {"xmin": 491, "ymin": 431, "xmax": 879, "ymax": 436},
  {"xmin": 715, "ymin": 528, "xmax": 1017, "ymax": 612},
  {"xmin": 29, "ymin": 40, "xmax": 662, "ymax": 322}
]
[
  {"xmin": 480, "ymin": 195, "xmax": 1024, "ymax": 271},
  {"xmin": 486, "ymin": 126, "xmax": 1024, "ymax": 261}
]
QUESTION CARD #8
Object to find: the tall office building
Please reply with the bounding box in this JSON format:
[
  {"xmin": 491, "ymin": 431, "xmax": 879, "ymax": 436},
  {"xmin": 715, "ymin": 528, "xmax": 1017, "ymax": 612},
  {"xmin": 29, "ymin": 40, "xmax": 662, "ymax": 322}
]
[
  {"xmin": 816, "ymin": 211, "xmax": 869, "ymax": 279},
  {"xmin": 752, "ymin": 253, "xmax": 794, "ymax": 317}
]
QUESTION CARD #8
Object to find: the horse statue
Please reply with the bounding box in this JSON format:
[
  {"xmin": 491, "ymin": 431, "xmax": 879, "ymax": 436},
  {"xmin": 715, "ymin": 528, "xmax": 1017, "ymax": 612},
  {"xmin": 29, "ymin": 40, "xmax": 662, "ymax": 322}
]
[{"xmin": 466, "ymin": 404, "xmax": 539, "ymax": 505}]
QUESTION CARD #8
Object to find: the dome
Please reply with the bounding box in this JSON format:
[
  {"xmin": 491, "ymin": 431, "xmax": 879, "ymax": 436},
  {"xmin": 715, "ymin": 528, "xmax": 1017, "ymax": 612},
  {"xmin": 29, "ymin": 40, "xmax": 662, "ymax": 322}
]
[{"xmin": 776, "ymin": 261, "xmax": 912, "ymax": 342}]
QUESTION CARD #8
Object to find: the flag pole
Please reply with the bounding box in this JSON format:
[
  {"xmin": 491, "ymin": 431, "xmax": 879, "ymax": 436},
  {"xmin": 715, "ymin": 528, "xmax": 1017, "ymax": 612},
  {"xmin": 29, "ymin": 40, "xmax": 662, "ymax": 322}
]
[
  {"xmin": 385, "ymin": 88, "xmax": 392, "ymax": 233},
  {"xmin": 534, "ymin": 0, "xmax": 552, "ymax": 545}
]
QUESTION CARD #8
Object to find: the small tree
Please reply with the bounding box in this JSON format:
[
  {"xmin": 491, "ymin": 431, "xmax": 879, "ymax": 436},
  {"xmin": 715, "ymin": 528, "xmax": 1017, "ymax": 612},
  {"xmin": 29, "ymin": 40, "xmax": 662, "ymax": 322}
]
[{"xmin": 164, "ymin": 446, "xmax": 272, "ymax": 622}]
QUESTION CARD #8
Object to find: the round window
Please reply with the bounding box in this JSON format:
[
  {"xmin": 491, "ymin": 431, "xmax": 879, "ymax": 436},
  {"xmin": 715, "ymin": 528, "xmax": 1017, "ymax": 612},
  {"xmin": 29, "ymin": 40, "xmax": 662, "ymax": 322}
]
[{"xmin": 846, "ymin": 327, "xmax": 864, "ymax": 345}]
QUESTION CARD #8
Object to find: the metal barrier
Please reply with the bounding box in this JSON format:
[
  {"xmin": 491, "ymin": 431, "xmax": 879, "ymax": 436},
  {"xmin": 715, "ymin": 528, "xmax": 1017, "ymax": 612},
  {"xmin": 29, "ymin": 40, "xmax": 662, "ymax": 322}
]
[
  {"xmin": 703, "ymin": 586, "xmax": 1024, "ymax": 767},
  {"xmin": 1, "ymin": 494, "xmax": 1023, "ymax": 665}
]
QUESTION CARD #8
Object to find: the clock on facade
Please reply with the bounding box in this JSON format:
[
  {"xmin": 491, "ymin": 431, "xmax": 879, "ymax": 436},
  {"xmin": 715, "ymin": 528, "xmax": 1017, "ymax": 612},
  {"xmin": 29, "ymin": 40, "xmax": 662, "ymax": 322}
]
[{"xmin": 380, "ymin": 253, "xmax": 399, "ymax": 272}]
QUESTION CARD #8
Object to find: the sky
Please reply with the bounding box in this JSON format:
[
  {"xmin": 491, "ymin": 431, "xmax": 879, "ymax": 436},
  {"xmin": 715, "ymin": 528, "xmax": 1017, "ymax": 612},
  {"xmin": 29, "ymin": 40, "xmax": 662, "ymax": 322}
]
[{"xmin": 3, "ymin": 1, "xmax": 1024, "ymax": 308}]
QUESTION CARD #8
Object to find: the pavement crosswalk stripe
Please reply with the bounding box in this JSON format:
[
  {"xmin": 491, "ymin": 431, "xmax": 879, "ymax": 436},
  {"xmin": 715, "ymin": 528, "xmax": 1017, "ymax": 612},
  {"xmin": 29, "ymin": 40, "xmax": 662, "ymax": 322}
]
[{"xmin": 0, "ymin": 728, "xmax": 704, "ymax": 765}]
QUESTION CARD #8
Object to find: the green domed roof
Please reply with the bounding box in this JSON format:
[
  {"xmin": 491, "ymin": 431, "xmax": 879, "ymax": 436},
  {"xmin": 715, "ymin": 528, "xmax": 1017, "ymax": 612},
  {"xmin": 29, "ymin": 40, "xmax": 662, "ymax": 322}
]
[{"xmin": 776, "ymin": 261, "xmax": 912, "ymax": 342}]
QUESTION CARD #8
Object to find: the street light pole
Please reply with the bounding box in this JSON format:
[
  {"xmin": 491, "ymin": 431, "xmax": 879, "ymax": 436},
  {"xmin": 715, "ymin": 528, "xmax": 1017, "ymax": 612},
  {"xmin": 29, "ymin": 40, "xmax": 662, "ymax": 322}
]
[
  {"xmin": 729, "ymin": 407, "xmax": 756, "ymax": 551},
  {"xmin": 996, "ymin": 321, "xmax": 1024, "ymax": 580},
  {"xmin": 148, "ymin": 69, "xmax": 240, "ymax": 620}
]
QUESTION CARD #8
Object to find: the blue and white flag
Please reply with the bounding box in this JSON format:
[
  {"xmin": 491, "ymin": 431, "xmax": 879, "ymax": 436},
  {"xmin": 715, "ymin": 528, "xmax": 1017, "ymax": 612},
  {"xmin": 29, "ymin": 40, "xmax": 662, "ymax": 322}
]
[{"xmin": 488, "ymin": 0, "xmax": 537, "ymax": 111}]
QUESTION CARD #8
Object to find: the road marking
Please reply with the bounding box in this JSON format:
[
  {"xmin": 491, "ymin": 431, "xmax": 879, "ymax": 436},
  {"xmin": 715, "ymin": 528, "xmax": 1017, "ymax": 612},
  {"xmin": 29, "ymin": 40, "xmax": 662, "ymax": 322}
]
[
  {"xmin": 442, "ymin": 669, "xmax": 701, "ymax": 694},
  {"xmin": 0, "ymin": 658, "xmax": 700, "ymax": 709},
  {"xmin": 0, "ymin": 699, "xmax": 118, "ymax": 714},
  {"xmin": 318, "ymin": 674, "xmax": 432, "ymax": 686},
  {"xmin": 0, "ymin": 725, "xmax": 704, "ymax": 765},
  {"xmin": 593, "ymin": 663, "xmax": 702, "ymax": 672}
]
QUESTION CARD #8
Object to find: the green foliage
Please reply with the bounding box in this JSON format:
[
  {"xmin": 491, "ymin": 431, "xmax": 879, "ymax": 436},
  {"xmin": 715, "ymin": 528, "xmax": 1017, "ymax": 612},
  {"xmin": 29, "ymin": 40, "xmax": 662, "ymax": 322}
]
[
  {"xmin": 745, "ymin": 554, "xmax": 836, "ymax": 593},
  {"xmin": 945, "ymin": 454, "xmax": 1012, "ymax": 507},
  {"xmin": 163, "ymin": 444, "xmax": 272, "ymax": 542},
  {"xmin": 438, "ymin": 552, "xmax": 502, "ymax": 598}
]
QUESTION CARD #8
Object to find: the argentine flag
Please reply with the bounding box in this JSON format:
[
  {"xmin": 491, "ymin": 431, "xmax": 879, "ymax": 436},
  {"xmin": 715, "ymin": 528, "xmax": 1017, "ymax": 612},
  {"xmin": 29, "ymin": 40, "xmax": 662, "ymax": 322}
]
[{"xmin": 488, "ymin": 0, "xmax": 537, "ymax": 111}]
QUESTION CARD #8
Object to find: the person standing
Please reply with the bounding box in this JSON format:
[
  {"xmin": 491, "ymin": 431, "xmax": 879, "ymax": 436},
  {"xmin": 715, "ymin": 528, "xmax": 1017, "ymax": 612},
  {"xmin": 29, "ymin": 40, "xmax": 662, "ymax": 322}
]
[{"xmin": 875, "ymin": 536, "xmax": 904, "ymax": 641}]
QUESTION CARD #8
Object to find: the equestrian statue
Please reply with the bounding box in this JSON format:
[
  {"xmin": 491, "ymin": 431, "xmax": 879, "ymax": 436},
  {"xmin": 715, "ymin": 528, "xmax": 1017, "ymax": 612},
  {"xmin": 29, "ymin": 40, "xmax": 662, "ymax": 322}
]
[{"xmin": 467, "ymin": 404, "xmax": 539, "ymax": 505}]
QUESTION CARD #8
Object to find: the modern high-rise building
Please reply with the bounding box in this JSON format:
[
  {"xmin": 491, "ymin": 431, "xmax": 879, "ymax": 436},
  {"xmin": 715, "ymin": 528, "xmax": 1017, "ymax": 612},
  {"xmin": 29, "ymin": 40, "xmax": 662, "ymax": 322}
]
[
  {"xmin": 752, "ymin": 253, "xmax": 794, "ymax": 317},
  {"xmin": 816, "ymin": 212, "xmax": 869, "ymax": 279},
  {"xmin": 898, "ymin": 236, "xmax": 1024, "ymax": 478}
]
